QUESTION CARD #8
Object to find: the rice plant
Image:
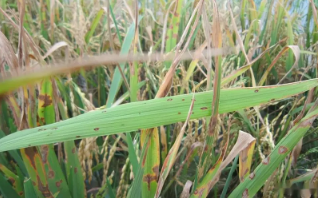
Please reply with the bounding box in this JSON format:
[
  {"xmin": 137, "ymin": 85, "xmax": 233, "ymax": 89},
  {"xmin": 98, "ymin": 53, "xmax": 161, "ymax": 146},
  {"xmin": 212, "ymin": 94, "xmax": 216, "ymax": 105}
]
[{"xmin": 0, "ymin": 0, "xmax": 318, "ymax": 197}]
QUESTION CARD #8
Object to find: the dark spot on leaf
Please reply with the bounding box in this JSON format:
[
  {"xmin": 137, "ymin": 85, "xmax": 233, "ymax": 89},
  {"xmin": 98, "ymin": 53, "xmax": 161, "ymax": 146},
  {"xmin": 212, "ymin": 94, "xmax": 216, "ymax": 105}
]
[
  {"xmin": 244, "ymin": 168, "xmax": 249, "ymax": 175},
  {"xmin": 143, "ymin": 174, "xmax": 157, "ymax": 191},
  {"xmin": 102, "ymin": 110, "xmax": 107, "ymax": 113},
  {"xmin": 201, "ymin": 107, "xmax": 208, "ymax": 110},
  {"xmin": 262, "ymin": 157, "xmax": 270, "ymax": 165},
  {"xmin": 94, "ymin": 128, "xmax": 99, "ymax": 131},
  {"xmin": 167, "ymin": 98, "xmax": 173, "ymax": 101},
  {"xmin": 249, "ymin": 172, "xmax": 255, "ymax": 179},
  {"xmin": 254, "ymin": 89, "xmax": 259, "ymax": 93},
  {"xmin": 38, "ymin": 94, "xmax": 53, "ymax": 107},
  {"xmin": 182, "ymin": 99, "xmax": 185, "ymax": 101},
  {"xmin": 41, "ymin": 145, "xmax": 49, "ymax": 164},
  {"xmin": 36, "ymin": 175, "xmax": 51, "ymax": 196},
  {"xmin": 153, "ymin": 166, "xmax": 159, "ymax": 177},
  {"xmin": 32, "ymin": 181, "xmax": 36, "ymax": 186},
  {"xmin": 76, "ymin": 136, "xmax": 81, "ymax": 138},
  {"xmin": 74, "ymin": 167, "xmax": 78, "ymax": 173},
  {"xmin": 72, "ymin": 148, "xmax": 76, "ymax": 154},
  {"xmin": 18, "ymin": 192, "xmax": 23, "ymax": 196},
  {"xmin": 278, "ymin": 146, "xmax": 288, "ymax": 154},
  {"xmin": 178, "ymin": 112, "xmax": 181, "ymax": 114},
  {"xmin": 271, "ymin": 98, "xmax": 275, "ymax": 102},
  {"xmin": 38, "ymin": 128, "xmax": 46, "ymax": 131},
  {"xmin": 48, "ymin": 170, "xmax": 55, "ymax": 179},
  {"xmin": 56, "ymin": 180, "xmax": 62, "ymax": 187},
  {"xmin": 8, "ymin": 178, "xmax": 15, "ymax": 185},
  {"xmin": 24, "ymin": 147, "xmax": 38, "ymax": 169},
  {"xmin": 242, "ymin": 189, "xmax": 249, "ymax": 198}
]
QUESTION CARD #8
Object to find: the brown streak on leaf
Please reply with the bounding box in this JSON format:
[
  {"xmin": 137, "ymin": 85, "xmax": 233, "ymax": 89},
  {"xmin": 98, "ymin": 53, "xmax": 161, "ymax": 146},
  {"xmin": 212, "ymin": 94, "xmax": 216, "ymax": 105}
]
[
  {"xmin": 38, "ymin": 94, "xmax": 53, "ymax": 107},
  {"xmin": 37, "ymin": 175, "xmax": 53, "ymax": 198},
  {"xmin": 41, "ymin": 145, "xmax": 49, "ymax": 164},
  {"xmin": 143, "ymin": 174, "xmax": 157, "ymax": 191},
  {"xmin": 24, "ymin": 147, "xmax": 38, "ymax": 169}
]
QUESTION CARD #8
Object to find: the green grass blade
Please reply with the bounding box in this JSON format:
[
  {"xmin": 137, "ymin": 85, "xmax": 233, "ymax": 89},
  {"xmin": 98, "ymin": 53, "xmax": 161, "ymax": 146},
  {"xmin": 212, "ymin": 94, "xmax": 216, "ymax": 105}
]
[
  {"xmin": 125, "ymin": 132, "xmax": 139, "ymax": 176},
  {"xmin": 141, "ymin": 128, "xmax": 160, "ymax": 198},
  {"xmin": 0, "ymin": 80, "xmax": 318, "ymax": 152},
  {"xmin": 0, "ymin": 163, "xmax": 24, "ymax": 197},
  {"xmin": 0, "ymin": 130, "xmax": 27, "ymax": 176},
  {"xmin": 24, "ymin": 178, "xmax": 38, "ymax": 198},
  {"xmin": 106, "ymin": 19, "xmax": 139, "ymax": 108},
  {"xmin": 164, "ymin": 0, "xmax": 183, "ymax": 69},
  {"xmin": 20, "ymin": 147, "xmax": 53, "ymax": 198},
  {"xmin": 228, "ymin": 107, "xmax": 318, "ymax": 198},
  {"xmin": 0, "ymin": 172, "xmax": 20, "ymax": 198},
  {"xmin": 85, "ymin": 9, "xmax": 104, "ymax": 43},
  {"xmin": 220, "ymin": 155, "xmax": 239, "ymax": 198},
  {"xmin": 128, "ymin": 134, "xmax": 150, "ymax": 198},
  {"xmin": 64, "ymin": 141, "xmax": 85, "ymax": 198},
  {"xmin": 38, "ymin": 79, "xmax": 55, "ymax": 125}
]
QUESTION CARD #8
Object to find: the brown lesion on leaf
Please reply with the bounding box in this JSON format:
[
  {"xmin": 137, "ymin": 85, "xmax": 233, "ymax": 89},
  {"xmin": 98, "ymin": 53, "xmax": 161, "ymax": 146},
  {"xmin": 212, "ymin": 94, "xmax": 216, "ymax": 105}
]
[
  {"xmin": 74, "ymin": 167, "xmax": 78, "ymax": 173},
  {"xmin": 38, "ymin": 128, "xmax": 47, "ymax": 131},
  {"xmin": 200, "ymin": 107, "xmax": 208, "ymax": 110},
  {"xmin": 249, "ymin": 172, "xmax": 255, "ymax": 179},
  {"xmin": 94, "ymin": 128, "xmax": 99, "ymax": 131},
  {"xmin": 278, "ymin": 146, "xmax": 288, "ymax": 154},
  {"xmin": 161, "ymin": 144, "xmax": 166, "ymax": 151},
  {"xmin": 18, "ymin": 191, "xmax": 23, "ymax": 196},
  {"xmin": 244, "ymin": 168, "xmax": 249, "ymax": 175},
  {"xmin": 38, "ymin": 94, "xmax": 53, "ymax": 107},
  {"xmin": 254, "ymin": 89, "xmax": 259, "ymax": 93},
  {"xmin": 8, "ymin": 177, "xmax": 16, "ymax": 187},
  {"xmin": 72, "ymin": 147, "xmax": 76, "ymax": 154},
  {"xmin": 41, "ymin": 145, "xmax": 49, "ymax": 164},
  {"xmin": 143, "ymin": 174, "xmax": 157, "ymax": 191},
  {"xmin": 37, "ymin": 175, "xmax": 54, "ymax": 198},
  {"xmin": 242, "ymin": 189, "xmax": 249, "ymax": 198},
  {"xmin": 48, "ymin": 170, "xmax": 55, "ymax": 179},
  {"xmin": 153, "ymin": 165, "xmax": 159, "ymax": 178},
  {"xmin": 24, "ymin": 147, "xmax": 38, "ymax": 169},
  {"xmin": 76, "ymin": 135, "xmax": 81, "ymax": 138},
  {"xmin": 182, "ymin": 99, "xmax": 185, "ymax": 101},
  {"xmin": 262, "ymin": 157, "xmax": 270, "ymax": 165},
  {"xmin": 172, "ymin": 33, "xmax": 178, "ymax": 39},
  {"xmin": 193, "ymin": 188, "xmax": 204, "ymax": 197},
  {"xmin": 56, "ymin": 180, "xmax": 63, "ymax": 188},
  {"xmin": 241, "ymin": 156, "xmax": 248, "ymax": 163},
  {"xmin": 167, "ymin": 98, "xmax": 173, "ymax": 101}
]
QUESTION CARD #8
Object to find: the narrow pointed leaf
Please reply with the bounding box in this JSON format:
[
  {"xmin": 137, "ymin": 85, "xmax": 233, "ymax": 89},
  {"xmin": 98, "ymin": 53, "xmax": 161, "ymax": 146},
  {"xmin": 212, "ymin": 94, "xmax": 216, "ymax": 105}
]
[{"xmin": 0, "ymin": 80, "xmax": 318, "ymax": 152}]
